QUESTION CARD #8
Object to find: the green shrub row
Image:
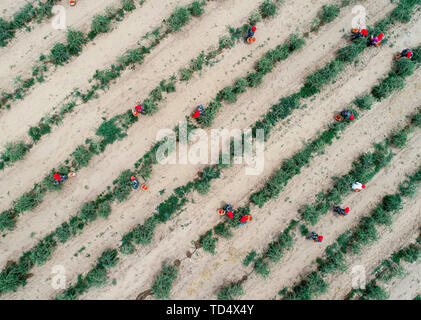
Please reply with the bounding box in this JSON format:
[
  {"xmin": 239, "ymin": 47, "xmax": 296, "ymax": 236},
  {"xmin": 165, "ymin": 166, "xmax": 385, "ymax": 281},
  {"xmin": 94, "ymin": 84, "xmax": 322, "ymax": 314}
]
[
  {"xmin": 0, "ymin": 0, "xmax": 146, "ymax": 110},
  {"xmin": 151, "ymin": 263, "xmax": 179, "ymax": 299},
  {"xmin": 55, "ymin": 249, "xmax": 119, "ymax": 300},
  {"xmin": 280, "ymin": 165, "xmax": 421, "ymax": 300},
  {"xmin": 348, "ymin": 228, "xmax": 420, "ymax": 300},
  {"xmin": 0, "ymin": 0, "xmax": 62, "ymax": 47}
]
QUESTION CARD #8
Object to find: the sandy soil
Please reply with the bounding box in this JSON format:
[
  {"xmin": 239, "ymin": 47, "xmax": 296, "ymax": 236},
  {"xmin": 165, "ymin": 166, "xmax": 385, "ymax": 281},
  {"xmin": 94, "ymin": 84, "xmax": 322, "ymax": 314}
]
[
  {"xmin": 1, "ymin": 0, "xmax": 420, "ymax": 301},
  {"xmin": 387, "ymin": 260, "xmax": 421, "ymax": 300}
]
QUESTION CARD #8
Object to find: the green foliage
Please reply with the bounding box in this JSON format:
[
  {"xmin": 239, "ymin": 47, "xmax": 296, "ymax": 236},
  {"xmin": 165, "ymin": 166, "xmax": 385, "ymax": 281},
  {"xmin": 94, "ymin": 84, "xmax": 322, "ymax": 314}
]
[
  {"xmin": 243, "ymin": 251, "xmax": 257, "ymax": 267},
  {"xmin": 188, "ymin": 0, "xmax": 205, "ymax": 17},
  {"xmin": 217, "ymin": 283, "xmax": 244, "ymax": 300},
  {"xmin": 372, "ymin": 72, "xmax": 406, "ymax": 100},
  {"xmin": 66, "ymin": 28, "xmax": 87, "ymax": 56},
  {"xmin": 1, "ymin": 141, "xmax": 29, "ymax": 163},
  {"xmin": 98, "ymin": 249, "xmax": 119, "ymax": 268},
  {"xmin": 318, "ymin": 4, "xmax": 340, "ymax": 24},
  {"xmin": 156, "ymin": 195, "xmax": 186, "ymax": 223},
  {"xmin": 213, "ymin": 222, "xmax": 233, "ymax": 239},
  {"xmin": 91, "ymin": 15, "xmax": 112, "ymax": 35},
  {"xmin": 55, "ymin": 222, "xmax": 71, "ymax": 243},
  {"xmin": 71, "ymin": 145, "xmax": 93, "ymax": 170},
  {"xmin": 151, "ymin": 263, "xmax": 179, "ymax": 299},
  {"xmin": 260, "ymin": 0, "xmax": 277, "ymax": 18},
  {"xmin": 0, "ymin": 18, "xmax": 15, "ymax": 47},
  {"xmin": 390, "ymin": 128, "xmax": 411, "ymax": 148},
  {"xmin": 0, "ymin": 210, "xmax": 17, "ymax": 231},
  {"xmin": 254, "ymin": 257, "xmax": 270, "ymax": 278},
  {"xmin": 390, "ymin": 0, "xmax": 419, "ymax": 23},
  {"xmin": 353, "ymin": 94, "xmax": 375, "ymax": 110},
  {"xmin": 249, "ymin": 11, "xmax": 262, "ymax": 25},
  {"xmin": 96, "ymin": 117, "xmax": 125, "ymax": 145},
  {"xmin": 50, "ymin": 43, "xmax": 70, "ymax": 66},
  {"xmin": 199, "ymin": 230, "xmax": 218, "ymax": 255},
  {"xmin": 381, "ymin": 194, "xmax": 402, "ymax": 212},
  {"xmin": 13, "ymin": 185, "xmax": 44, "ymax": 213},
  {"xmin": 394, "ymin": 58, "xmax": 415, "ymax": 77},
  {"xmin": 85, "ymin": 265, "xmax": 108, "ymax": 287},
  {"xmin": 118, "ymin": 48, "xmax": 144, "ymax": 66},
  {"xmin": 121, "ymin": 0, "xmax": 136, "ymax": 12},
  {"xmin": 283, "ymin": 271, "xmax": 327, "ymax": 300},
  {"xmin": 179, "ymin": 68, "xmax": 193, "ymax": 81},
  {"xmin": 300, "ymin": 59, "xmax": 344, "ymax": 98},
  {"xmin": 167, "ymin": 7, "xmax": 191, "ymax": 32},
  {"xmin": 359, "ymin": 282, "xmax": 388, "ymax": 300},
  {"xmin": 97, "ymin": 202, "xmax": 112, "ymax": 219},
  {"xmin": 30, "ymin": 234, "xmax": 56, "ymax": 265}
]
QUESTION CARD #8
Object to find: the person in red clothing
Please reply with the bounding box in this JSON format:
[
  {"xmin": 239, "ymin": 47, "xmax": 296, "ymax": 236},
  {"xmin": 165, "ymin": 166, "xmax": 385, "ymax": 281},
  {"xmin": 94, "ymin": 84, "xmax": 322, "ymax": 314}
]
[
  {"xmin": 396, "ymin": 48, "xmax": 414, "ymax": 60},
  {"xmin": 371, "ymin": 33, "xmax": 383, "ymax": 46},
  {"xmin": 192, "ymin": 105, "xmax": 204, "ymax": 119},
  {"xmin": 306, "ymin": 232, "xmax": 323, "ymax": 242},
  {"xmin": 246, "ymin": 26, "xmax": 257, "ymax": 43},
  {"xmin": 351, "ymin": 28, "xmax": 368, "ymax": 40},
  {"xmin": 218, "ymin": 204, "xmax": 234, "ymax": 219},
  {"xmin": 239, "ymin": 214, "xmax": 252, "ymax": 225},
  {"xmin": 132, "ymin": 105, "xmax": 145, "ymax": 116},
  {"xmin": 53, "ymin": 172, "xmax": 69, "ymax": 185}
]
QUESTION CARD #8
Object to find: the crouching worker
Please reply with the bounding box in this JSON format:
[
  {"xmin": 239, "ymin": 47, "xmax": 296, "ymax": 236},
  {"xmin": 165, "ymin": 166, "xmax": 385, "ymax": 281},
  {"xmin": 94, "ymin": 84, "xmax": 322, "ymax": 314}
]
[
  {"xmin": 53, "ymin": 172, "xmax": 69, "ymax": 185},
  {"xmin": 352, "ymin": 182, "xmax": 366, "ymax": 192},
  {"xmin": 306, "ymin": 232, "xmax": 323, "ymax": 243},
  {"xmin": 336, "ymin": 110, "xmax": 355, "ymax": 121},
  {"xmin": 192, "ymin": 104, "xmax": 204, "ymax": 119},
  {"xmin": 351, "ymin": 28, "xmax": 368, "ymax": 40},
  {"xmin": 130, "ymin": 175, "xmax": 148, "ymax": 191},
  {"xmin": 132, "ymin": 105, "xmax": 145, "ymax": 117},
  {"xmin": 239, "ymin": 214, "xmax": 252, "ymax": 226},
  {"xmin": 246, "ymin": 26, "xmax": 257, "ymax": 43},
  {"xmin": 396, "ymin": 48, "xmax": 413, "ymax": 60},
  {"xmin": 370, "ymin": 33, "xmax": 383, "ymax": 47},
  {"xmin": 218, "ymin": 204, "xmax": 234, "ymax": 219},
  {"xmin": 334, "ymin": 206, "xmax": 350, "ymax": 217}
]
